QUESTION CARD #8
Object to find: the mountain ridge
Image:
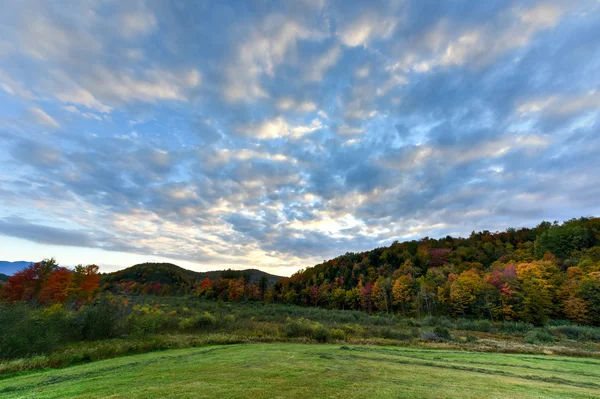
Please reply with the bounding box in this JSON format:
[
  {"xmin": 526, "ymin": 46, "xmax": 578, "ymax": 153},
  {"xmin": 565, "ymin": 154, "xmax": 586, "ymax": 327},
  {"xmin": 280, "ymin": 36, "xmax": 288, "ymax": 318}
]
[{"xmin": 0, "ymin": 261, "xmax": 35, "ymax": 276}]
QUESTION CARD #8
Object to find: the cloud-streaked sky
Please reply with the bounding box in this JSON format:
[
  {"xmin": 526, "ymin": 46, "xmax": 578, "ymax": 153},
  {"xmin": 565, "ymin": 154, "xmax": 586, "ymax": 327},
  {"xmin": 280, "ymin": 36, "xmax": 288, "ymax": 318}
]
[{"xmin": 1, "ymin": 0, "xmax": 599, "ymax": 275}]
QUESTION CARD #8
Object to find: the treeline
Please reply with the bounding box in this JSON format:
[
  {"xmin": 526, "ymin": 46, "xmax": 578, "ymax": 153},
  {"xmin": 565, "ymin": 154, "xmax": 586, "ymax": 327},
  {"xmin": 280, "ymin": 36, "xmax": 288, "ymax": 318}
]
[
  {"xmin": 196, "ymin": 218, "xmax": 600, "ymax": 326},
  {"xmin": 0, "ymin": 259, "xmax": 100, "ymax": 306},
  {"xmin": 2, "ymin": 218, "xmax": 599, "ymax": 326}
]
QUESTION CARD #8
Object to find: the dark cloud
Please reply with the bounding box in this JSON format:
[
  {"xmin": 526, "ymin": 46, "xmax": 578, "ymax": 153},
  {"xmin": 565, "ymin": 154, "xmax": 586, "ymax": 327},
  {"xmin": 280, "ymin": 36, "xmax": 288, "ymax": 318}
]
[{"xmin": 0, "ymin": 217, "xmax": 96, "ymax": 247}]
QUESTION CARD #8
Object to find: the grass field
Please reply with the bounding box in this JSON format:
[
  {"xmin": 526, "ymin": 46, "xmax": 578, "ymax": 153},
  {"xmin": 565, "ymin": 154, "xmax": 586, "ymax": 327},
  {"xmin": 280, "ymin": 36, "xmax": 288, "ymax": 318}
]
[{"xmin": 1, "ymin": 344, "xmax": 600, "ymax": 398}]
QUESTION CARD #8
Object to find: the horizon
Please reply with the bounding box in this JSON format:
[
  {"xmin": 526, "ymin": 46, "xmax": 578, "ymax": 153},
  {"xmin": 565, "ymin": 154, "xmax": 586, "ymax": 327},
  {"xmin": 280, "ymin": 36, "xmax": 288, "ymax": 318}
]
[
  {"xmin": 1, "ymin": 1, "xmax": 599, "ymax": 277},
  {"xmin": 1, "ymin": 216, "xmax": 595, "ymax": 276}
]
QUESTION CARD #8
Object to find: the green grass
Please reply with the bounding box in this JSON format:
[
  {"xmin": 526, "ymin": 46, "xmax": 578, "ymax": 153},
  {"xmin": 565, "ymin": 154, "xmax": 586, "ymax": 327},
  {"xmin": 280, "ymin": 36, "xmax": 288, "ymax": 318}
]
[{"xmin": 2, "ymin": 344, "xmax": 600, "ymax": 398}]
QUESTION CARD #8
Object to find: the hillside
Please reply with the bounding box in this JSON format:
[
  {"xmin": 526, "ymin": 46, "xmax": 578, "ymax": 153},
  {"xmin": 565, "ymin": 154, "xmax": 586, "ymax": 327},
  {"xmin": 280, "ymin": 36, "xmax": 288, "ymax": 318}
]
[
  {"xmin": 101, "ymin": 262, "xmax": 282, "ymax": 295},
  {"xmin": 0, "ymin": 273, "xmax": 9, "ymax": 282},
  {"xmin": 0, "ymin": 261, "xmax": 34, "ymax": 276},
  {"xmin": 264, "ymin": 217, "xmax": 600, "ymax": 325}
]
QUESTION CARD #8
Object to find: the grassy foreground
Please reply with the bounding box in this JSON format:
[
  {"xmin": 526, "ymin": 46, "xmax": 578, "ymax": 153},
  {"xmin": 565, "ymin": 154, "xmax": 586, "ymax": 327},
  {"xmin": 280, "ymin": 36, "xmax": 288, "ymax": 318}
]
[{"xmin": 2, "ymin": 344, "xmax": 600, "ymax": 399}]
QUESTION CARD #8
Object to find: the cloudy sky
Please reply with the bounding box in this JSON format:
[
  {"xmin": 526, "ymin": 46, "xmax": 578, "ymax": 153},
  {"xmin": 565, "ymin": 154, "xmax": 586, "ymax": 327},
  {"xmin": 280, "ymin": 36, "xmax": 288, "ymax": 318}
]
[{"xmin": 0, "ymin": 0, "xmax": 599, "ymax": 275}]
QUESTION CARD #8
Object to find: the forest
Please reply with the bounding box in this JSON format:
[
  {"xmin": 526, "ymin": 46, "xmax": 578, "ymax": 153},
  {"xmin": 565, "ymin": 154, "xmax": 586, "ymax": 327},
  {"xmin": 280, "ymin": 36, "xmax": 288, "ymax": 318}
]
[{"xmin": 2, "ymin": 217, "xmax": 600, "ymax": 327}]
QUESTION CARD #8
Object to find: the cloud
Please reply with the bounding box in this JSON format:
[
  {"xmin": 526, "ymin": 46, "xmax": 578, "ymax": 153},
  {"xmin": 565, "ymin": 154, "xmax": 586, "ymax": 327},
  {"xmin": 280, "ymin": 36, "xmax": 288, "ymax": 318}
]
[
  {"xmin": 305, "ymin": 46, "xmax": 341, "ymax": 81},
  {"xmin": 0, "ymin": 0, "xmax": 598, "ymax": 274},
  {"xmin": 29, "ymin": 107, "xmax": 60, "ymax": 128},
  {"xmin": 118, "ymin": 9, "xmax": 157, "ymax": 39},
  {"xmin": 276, "ymin": 98, "xmax": 317, "ymax": 112},
  {"xmin": 337, "ymin": 15, "xmax": 398, "ymax": 47},
  {"xmin": 236, "ymin": 117, "xmax": 324, "ymax": 140},
  {"xmin": 0, "ymin": 217, "xmax": 95, "ymax": 247},
  {"xmin": 224, "ymin": 16, "xmax": 327, "ymax": 102}
]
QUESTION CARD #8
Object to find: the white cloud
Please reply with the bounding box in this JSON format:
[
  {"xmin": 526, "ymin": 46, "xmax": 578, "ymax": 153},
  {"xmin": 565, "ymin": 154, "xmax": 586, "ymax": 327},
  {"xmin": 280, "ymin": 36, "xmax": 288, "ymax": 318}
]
[
  {"xmin": 336, "ymin": 125, "xmax": 365, "ymax": 136},
  {"xmin": 18, "ymin": 15, "xmax": 102, "ymax": 61},
  {"xmin": 337, "ymin": 15, "xmax": 397, "ymax": 47},
  {"xmin": 237, "ymin": 116, "xmax": 324, "ymax": 140},
  {"xmin": 62, "ymin": 105, "xmax": 102, "ymax": 120},
  {"xmin": 224, "ymin": 16, "xmax": 327, "ymax": 102},
  {"xmin": 276, "ymin": 97, "xmax": 317, "ymax": 112},
  {"xmin": 305, "ymin": 46, "xmax": 341, "ymax": 82},
  {"xmin": 518, "ymin": 91, "xmax": 600, "ymax": 117},
  {"xmin": 118, "ymin": 10, "xmax": 157, "ymax": 38},
  {"xmin": 390, "ymin": 4, "xmax": 566, "ymax": 73},
  {"xmin": 380, "ymin": 133, "xmax": 550, "ymax": 171},
  {"xmin": 30, "ymin": 107, "xmax": 60, "ymax": 128},
  {"xmin": 52, "ymin": 67, "xmax": 201, "ymax": 112}
]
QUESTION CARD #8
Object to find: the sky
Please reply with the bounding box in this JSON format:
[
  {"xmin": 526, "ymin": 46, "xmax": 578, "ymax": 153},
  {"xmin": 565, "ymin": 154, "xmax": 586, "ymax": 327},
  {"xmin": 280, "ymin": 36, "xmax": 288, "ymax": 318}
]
[{"xmin": 0, "ymin": 0, "xmax": 599, "ymax": 276}]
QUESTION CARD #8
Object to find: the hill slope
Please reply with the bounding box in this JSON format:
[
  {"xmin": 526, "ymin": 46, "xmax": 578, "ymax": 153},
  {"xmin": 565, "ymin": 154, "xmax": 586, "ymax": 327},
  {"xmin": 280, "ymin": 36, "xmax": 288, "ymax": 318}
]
[{"xmin": 101, "ymin": 262, "xmax": 283, "ymax": 294}]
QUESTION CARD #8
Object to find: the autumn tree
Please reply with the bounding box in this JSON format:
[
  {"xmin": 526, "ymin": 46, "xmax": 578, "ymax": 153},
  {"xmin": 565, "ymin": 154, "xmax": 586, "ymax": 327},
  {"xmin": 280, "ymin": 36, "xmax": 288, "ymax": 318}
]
[{"xmin": 392, "ymin": 274, "xmax": 414, "ymax": 316}]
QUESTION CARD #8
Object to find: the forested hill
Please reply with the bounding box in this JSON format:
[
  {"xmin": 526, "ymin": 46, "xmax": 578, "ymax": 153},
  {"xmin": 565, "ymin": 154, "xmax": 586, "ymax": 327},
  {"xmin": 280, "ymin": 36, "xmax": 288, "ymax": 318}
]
[
  {"xmin": 273, "ymin": 217, "xmax": 600, "ymax": 325},
  {"xmin": 101, "ymin": 262, "xmax": 282, "ymax": 295},
  {"xmin": 0, "ymin": 273, "xmax": 9, "ymax": 282}
]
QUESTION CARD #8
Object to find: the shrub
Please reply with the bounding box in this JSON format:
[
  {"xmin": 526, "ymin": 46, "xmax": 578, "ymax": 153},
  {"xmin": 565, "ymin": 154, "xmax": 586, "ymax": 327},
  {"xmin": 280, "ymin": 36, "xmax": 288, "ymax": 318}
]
[
  {"xmin": 73, "ymin": 297, "xmax": 129, "ymax": 340},
  {"xmin": 455, "ymin": 319, "xmax": 492, "ymax": 333},
  {"xmin": 525, "ymin": 329, "xmax": 556, "ymax": 345},
  {"xmin": 434, "ymin": 326, "xmax": 452, "ymax": 340},
  {"xmin": 551, "ymin": 325, "xmax": 600, "ymax": 342},
  {"xmin": 312, "ymin": 324, "xmax": 330, "ymax": 343},
  {"xmin": 498, "ymin": 321, "xmax": 535, "ymax": 336},
  {"xmin": 329, "ymin": 329, "xmax": 346, "ymax": 341},
  {"xmin": 0, "ymin": 304, "xmax": 65, "ymax": 358},
  {"xmin": 283, "ymin": 318, "xmax": 315, "ymax": 338},
  {"xmin": 178, "ymin": 312, "xmax": 217, "ymax": 330},
  {"xmin": 128, "ymin": 311, "xmax": 170, "ymax": 334}
]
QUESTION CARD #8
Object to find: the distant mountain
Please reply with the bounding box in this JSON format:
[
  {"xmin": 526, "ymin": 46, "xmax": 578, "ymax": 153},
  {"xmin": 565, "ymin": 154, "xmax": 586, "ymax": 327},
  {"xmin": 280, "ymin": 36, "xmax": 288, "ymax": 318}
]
[
  {"xmin": 102, "ymin": 262, "xmax": 283, "ymax": 287},
  {"xmin": 0, "ymin": 261, "xmax": 34, "ymax": 276}
]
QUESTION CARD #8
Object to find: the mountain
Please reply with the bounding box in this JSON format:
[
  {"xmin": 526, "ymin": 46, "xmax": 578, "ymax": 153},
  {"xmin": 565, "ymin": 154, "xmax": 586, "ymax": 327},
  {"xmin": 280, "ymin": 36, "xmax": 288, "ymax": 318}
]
[
  {"xmin": 0, "ymin": 261, "xmax": 34, "ymax": 276},
  {"xmin": 101, "ymin": 262, "xmax": 283, "ymax": 291}
]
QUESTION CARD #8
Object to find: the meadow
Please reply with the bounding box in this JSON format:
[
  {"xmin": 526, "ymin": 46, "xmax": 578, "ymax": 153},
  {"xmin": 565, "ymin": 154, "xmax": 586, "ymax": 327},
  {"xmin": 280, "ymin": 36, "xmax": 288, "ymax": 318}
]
[
  {"xmin": 2, "ymin": 344, "xmax": 600, "ymax": 398},
  {"xmin": 2, "ymin": 296, "xmax": 600, "ymax": 376}
]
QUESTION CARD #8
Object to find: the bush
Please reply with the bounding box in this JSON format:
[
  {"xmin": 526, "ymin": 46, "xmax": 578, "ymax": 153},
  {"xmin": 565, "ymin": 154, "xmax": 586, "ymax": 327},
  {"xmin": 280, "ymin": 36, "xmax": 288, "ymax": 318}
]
[
  {"xmin": 434, "ymin": 326, "xmax": 452, "ymax": 340},
  {"xmin": 312, "ymin": 324, "xmax": 330, "ymax": 343},
  {"xmin": 466, "ymin": 334, "xmax": 478, "ymax": 343},
  {"xmin": 551, "ymin": 325, "xmax": 600, "ymax": 342},
  {"xmin": 0, "ymin": 304, "xmax": 66, "ymax": 358},
  {"xmin": 329, "ymin": 329, "xmax": 346, "ymax": 341},
  {"xmin": 455, "ymin": 319, "xmax": 492, "ymax": 333},
  {"xmin": 525, "ymin": 329, "xmax": 556, "ymax": 345},
  {"xmin": 178, "ymin": 312, "xmax": 217, "ymax": 330},
  {"xmin": 128, "ymin": 311, "xmax": 170, "ymax": 334},
  {"xmin": 283, "ymin": 318, "xmax": 314, "ymax": 338},
  {"xmin": 498, "ymin": 321, "xmax": 535, "ymax": 336},
  {"xmin": 73, "ymin": 297, "xmax": 129, "ymax": 340}
]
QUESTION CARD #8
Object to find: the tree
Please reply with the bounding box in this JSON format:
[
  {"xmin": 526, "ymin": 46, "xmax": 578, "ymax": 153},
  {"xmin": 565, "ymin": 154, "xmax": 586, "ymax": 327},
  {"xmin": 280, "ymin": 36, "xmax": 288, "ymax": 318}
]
[
  {"xmin": 73, "ymin": 264, "xmax": 100, "ymax": 302},
  {"xmin": 258, "ymin": 276, "xmax": 268, "ymax": 300},
  {"xmin": 39, "ymin": 267, "xmax": 74, "ymax": 305},
  {"xmin": 392, "ymin": 275, "xmax": 414, "ymax": 316},
  {"xmin": 516, "ymin": 262, "xmax": 554, "ymax": 325},
  {"xmin": 228, "ymin": 278, "xmax": 245, "ymax": 302},
  {"xmin": 372, "ymin": 278, "xmax": 392, "ymax": 313}
]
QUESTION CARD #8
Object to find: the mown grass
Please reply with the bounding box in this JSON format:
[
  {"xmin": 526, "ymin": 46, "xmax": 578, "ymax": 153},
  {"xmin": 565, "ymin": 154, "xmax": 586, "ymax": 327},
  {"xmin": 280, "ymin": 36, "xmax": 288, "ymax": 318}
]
[{"xmin": 2, "ymin": 344, "xmax": 600, "ymax": 398}]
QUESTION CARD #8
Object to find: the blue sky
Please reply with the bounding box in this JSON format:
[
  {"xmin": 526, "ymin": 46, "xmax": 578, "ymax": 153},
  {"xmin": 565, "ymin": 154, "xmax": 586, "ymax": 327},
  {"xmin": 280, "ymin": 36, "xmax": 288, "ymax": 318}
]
[{"xmin": 0, "ymin": 0, "xmax": 599, "ymax": 275}]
